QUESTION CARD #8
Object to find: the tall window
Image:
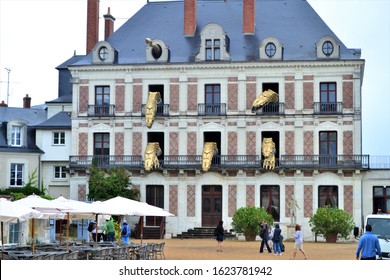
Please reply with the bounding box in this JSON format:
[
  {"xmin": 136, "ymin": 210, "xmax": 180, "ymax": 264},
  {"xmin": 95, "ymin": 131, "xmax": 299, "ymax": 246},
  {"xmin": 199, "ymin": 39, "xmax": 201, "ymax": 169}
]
[
  {"xmin": 205, "ymin": 39, "xmax": 220, "ymax": 61},
  {"xmin": 95, "ymin": 86, "xmax": 110, "ymax": 115},
  {"xmin": 373, "ymin": 186, "xmax": 390, "ymax": 214},
  {"xmin": 205, "ymin": 84, "xmax": 221, "ymax": 114},
  {"xmin": 320, "ymin": 82, "xmax": 337, "ymax": 112},
  {"xmin": 10, "ymin": 163, "xmax": 23, "ymax": 187},
  {"xmin": 53, "ymin": 132, "xmax": 65, "ymax": 145},
  {"xmin": 54, "ymin": 166, "xmax": 67, "ymax": 179},
  {"xmin": 260, "ymin": 185, "xmax": 280, "ymax": 221},
  {"xmin": 11, "ymin": 125, "xmax": 22, "ymax": 146},
  {"xmin": 318, "ymin": 186, "xmax": 338, "ymax": 207},
  {"xmin": 94, "ymin": 133, "xmax": 110, "ymax": 166},
  {"xmin": 319, "ymin": 131, "xmax": 337, "ymax": 165}
]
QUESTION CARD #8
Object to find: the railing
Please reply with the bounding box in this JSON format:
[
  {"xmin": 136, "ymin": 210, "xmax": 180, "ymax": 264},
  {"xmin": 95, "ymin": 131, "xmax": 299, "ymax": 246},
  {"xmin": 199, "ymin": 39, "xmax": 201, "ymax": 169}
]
[
  {"xmin": 280, "ymin": 154, "xmax": 369, "ymax": 169},
  {"xmin": 198, "ymin": 103, "xmax": 227, "ymax": 116},
  {"xmin": 314, "ymin": 102, "xmax": 343, "ymax": 115},
  {"xmin": 141, "ymin": 104, "xmax": 170, "ymax": 116},
  {"xmin": 87, "ymin": 105, "xmax": 115, "ymax": 117},
  {"xmin": 70, "ymin": 154, "xmax": 373, "ymax": 170},
  {"xmin": 255, "ymin": 103, "xmax": 285, "ymax": 115}
]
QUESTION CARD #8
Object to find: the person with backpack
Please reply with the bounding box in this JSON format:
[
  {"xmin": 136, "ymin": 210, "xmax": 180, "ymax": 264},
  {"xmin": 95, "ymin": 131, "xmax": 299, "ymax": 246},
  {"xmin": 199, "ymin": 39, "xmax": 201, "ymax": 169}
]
[
  {"xmin": 271, "ymin": 223, "xmax": 282, "ymax": 256},
  {"xmin": 121, "ymin": 219, "xmax": 131, "ymax": 244},
  {"xmin": 259, "ymin": 220, "xmax": 272, "ymax": 253}
]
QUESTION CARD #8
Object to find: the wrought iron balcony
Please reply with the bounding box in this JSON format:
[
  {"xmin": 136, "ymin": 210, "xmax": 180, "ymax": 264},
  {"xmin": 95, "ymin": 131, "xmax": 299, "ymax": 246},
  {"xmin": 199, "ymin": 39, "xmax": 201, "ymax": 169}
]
[
  {"xmin": 280, "ymin": 154, "xmax": 369, "ymax": 169},
  {"xmin": 69, "ymin": 154, "xmax": 370, "ymax": 171},
  {"xmin": 314, "ymin": 102, "xmax": 343, "ymax": 115},
  {"xmin": 198, "ymin": 103, "xmax": 227, "ymax": 116},
  {"xmin": 141, "ymin": 104, "xmax": 170, "ymax": 116},
  {"xmin": 87, "ymin": 105, "xmax": 115, "ymax": 117},
  {"xmin": 255, "ymin": 103, "xmax": 285, "ymax": 116}
]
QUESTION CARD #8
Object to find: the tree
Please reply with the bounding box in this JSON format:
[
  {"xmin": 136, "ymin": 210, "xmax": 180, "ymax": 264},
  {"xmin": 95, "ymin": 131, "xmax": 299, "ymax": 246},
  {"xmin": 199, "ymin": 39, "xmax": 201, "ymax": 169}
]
[
  {"xmin": 309, "ymin": 206, "xmax": 355, "ymax": 242},
  {"xmin": 87, "ymin": 165, "xmax": 139, "ymax": 201},
  {"xmin": 231, "ymin": 206, "xmax": 273, "ymax": 241}
]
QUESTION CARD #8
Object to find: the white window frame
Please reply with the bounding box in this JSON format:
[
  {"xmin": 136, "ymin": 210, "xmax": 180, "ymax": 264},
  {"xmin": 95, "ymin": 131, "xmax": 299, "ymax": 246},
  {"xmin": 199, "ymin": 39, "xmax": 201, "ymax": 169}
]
[
  {"xmin": 11, "ymin": 125, "xmax": 22, "ymax": 146},
  {"xmin": 10, "ymin": 163, "xmax": 24, "ymax": 187},
  {"xmin": 54, "ymin": 166, "xmax": 67, "ymax": 180},
  {"xmin": 53, "ymin": 131, "xmax": 66, "ymax": 145}
]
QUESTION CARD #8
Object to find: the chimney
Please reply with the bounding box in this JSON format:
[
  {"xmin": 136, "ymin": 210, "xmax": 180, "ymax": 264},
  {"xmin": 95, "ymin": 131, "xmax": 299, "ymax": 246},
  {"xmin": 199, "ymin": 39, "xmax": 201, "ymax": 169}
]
[
  {"xmin": 23, "ymin": 94, "xmax": 31, "ymax": 108},
  {"xmin": 86, "ymin": 0, "xmax": 100, "ymax": 54},
  {"xmin": 184, "ymin": 0, "xmax": 196, "ymax": 36},
  {"xmin": 104, "ymin": 7, "xmax": 115, "ymax": 40},
  {"xmin": 0, "ymin": 101, "xmax": 7, "ymax": 107},
  {"xmin": 243, "ymin": 0, "xmax": 255, "ymax": 34}
]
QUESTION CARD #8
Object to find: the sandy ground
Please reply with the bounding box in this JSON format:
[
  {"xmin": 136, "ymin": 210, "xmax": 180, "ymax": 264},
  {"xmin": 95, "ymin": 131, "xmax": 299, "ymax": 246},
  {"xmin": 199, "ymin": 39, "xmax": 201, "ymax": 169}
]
[{"xmin": 134, "ymin": 238, "xmax": 358, "ymax": 260}]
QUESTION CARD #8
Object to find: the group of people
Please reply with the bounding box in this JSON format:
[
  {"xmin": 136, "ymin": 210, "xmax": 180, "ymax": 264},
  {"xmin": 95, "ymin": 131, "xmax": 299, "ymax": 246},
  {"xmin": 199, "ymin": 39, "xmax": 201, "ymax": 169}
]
[{"xmin": 87, "ymin": 217, "xmax": 132, "ymax": 244}]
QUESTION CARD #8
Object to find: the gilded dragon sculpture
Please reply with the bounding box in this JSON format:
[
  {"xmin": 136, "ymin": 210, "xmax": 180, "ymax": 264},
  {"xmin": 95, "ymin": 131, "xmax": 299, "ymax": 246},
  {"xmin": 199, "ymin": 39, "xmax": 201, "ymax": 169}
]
[
  {"xmin": 144, "ymin": 142, "xmax": 162, "ymax": 172},
  {"xmin": 202, "ymin": 142, "xmax": 218, "ymax": 172},
  {"xmin": 251, "ymin": 89, "xmax": 279, "ymax": 113},
  {"xmin": 145, "ymin": 91, "xmax": 161, "ymax": 129},
  {"xmin": 262, "ymin": 137, "xmax": 276, "ymax": 170}
]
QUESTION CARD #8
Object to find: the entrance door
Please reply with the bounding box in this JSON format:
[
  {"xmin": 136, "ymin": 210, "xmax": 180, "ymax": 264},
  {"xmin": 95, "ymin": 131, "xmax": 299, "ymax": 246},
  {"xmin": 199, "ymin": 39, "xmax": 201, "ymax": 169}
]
[
  {"xmin": 202, "ymin": 185, "xmax": 222, "ymax": 227},
  {"xmin": 146, "ymin": 185, "xmax": 164, "ymax": 226}
]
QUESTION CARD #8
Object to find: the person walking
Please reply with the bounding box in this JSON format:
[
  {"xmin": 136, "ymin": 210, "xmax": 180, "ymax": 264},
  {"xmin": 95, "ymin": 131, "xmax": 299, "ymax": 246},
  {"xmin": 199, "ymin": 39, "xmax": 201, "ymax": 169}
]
[
  {"xmin": 259, "ymin": 220, "xmax": 272, "ymax": 253},
  {"xmin": 215, "ymin": 220, "xmax": 225, "ymax": 252},
  {"xmin": 356, "ymin": 224, "xmax": 382, "ymax": 260},
  {"xmin": 104, "ymin": 217, "xmax": 115, "ymax": 242},
  {"xmin": 291, "ymin": 224, "xmax": 307, "ymax": 259},
  {"xmin": 271, "ymin": 224, "xmax": 282, "ymax": 256},
  {"xmin": 121, "ymin": 219, "xmax": 131, "ymax": 244}
]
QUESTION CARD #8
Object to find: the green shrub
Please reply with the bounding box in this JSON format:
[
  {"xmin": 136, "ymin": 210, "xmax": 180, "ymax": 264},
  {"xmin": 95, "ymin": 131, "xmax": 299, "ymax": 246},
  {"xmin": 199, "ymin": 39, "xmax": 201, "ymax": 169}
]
[
  {"xmin": 231, "ymin": 206, "xmax": 273, "ymax": 240},
  {"xmin": 309, "ymin": 206, "xmax": 355, "ymax": 240}
]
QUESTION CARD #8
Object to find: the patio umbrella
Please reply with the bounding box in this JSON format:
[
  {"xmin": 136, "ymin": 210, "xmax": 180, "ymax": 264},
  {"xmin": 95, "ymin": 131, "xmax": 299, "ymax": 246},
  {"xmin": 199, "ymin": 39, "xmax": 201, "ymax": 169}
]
[
  {"xmin": 99, "ymin": 196, "xmax": 174, "ymax": 243},
  {"xmin": 13, "ymin": 194, "xmax": 71, "ymax": 252},
  {"xmin": 0, "ymin": 198, "xmax": 43, "ymax": 259}
]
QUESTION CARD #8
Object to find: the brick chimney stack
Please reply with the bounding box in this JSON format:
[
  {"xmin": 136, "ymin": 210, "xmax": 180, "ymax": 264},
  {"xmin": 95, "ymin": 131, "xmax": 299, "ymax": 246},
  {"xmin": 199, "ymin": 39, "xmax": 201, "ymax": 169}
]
[
  {"xmin": 23, "ymin": 94, "xmax": 31, "ymax": 108},
  {"xmin": 243, "ymin": 0, "xmax": 255, "ymax": 34},
  {"xmin": 104, "ymin": 7, "xmax": 116, "ymax": 40},
  {"xmin": 184, "ymin": 0, "xmax": 196, "ymax": 36},
  {"xmin": 86, "ymin": 0, "xmax": 100, "ymax": 54}
]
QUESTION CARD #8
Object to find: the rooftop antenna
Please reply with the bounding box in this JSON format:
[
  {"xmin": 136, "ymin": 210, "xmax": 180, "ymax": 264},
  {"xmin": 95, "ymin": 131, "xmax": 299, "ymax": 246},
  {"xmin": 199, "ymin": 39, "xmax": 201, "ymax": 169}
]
[{"xmin": 4, "ymin": 68, "xmax": 11, "ymax": 105}]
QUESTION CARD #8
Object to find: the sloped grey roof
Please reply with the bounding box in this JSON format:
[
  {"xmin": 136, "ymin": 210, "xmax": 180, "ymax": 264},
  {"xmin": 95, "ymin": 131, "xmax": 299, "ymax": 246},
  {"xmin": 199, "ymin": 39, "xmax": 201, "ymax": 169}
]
[
  {"xmin": 34, "ymin": 111, "xmax": 71, "ymax": 129},
  {"xmin": 72, "ymin": 0, "xmax": 360, "ymax": 66},
  {"xmin": 0, "ymin": 107, "xmax": 47, "ymax": 153}
]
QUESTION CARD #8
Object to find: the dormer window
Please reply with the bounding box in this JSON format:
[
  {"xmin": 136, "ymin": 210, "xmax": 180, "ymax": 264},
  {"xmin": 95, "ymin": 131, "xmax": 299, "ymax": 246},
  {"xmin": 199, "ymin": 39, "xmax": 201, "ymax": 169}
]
[
  {"xmin": 11, "ymin": 125, "xmax": 22, "ymax": 146},
  {"xmin": 206, "ymin": 39, "xmax": 221, "ymax": 60},
  {"xmin": 322, "ymin": 41, "xmax": 334, "ymax": 56},
  {"xmin": 316, "ymin": 36, "xmax": 339, "ymax": 59},
  {"xmin": 259, "ymin": 38, "xmax": 283, "ymax": 60},
  {"xmin": 196, "ymin": 23, "xmax": 231, "ymax": 62},
  {"xmin": 145, "ymin": 38, "xmax": 169, "ymax": 63},
  {"xmin": 92, "ymin": 41, "xmax": 118, "ymax": 64},
  {"xmin": 265, "ymin": 43, "xmax": 277, "ymax": 58}
]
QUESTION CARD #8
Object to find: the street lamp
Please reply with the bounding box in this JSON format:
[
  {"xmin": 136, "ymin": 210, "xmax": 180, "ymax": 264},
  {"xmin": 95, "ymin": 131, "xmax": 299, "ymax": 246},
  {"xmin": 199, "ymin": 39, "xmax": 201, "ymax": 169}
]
[{"xmin": 4, "ymin": 68, "xmax": 11, "ymax": 105}]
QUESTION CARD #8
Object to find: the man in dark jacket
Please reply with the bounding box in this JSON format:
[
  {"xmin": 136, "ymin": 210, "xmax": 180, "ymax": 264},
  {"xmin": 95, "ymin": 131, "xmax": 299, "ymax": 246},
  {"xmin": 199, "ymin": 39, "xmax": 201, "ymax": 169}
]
[{"xmin": 259, "ymin": 220, "xmax": 272, "ymax": 253}]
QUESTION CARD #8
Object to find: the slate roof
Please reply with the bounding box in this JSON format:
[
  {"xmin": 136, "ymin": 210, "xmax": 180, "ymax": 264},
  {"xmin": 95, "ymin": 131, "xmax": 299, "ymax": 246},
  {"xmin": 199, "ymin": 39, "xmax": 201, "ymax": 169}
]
[
  {"xmin": 33, "ymin": 111, "xmax": 71, "ymax": 129},
  {"xmin": 0, "ymin": 107, "xmax": 47, "ymax": 153},
  {"xmin": 71, "ymin": 0, "xmax": 360, "ymax": 66}
]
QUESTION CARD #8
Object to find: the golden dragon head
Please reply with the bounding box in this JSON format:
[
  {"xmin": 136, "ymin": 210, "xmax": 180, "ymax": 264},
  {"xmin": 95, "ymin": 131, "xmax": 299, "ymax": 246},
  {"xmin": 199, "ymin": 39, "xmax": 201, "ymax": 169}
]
[
  {"xmin": 251, "ymin": 89, "xmax": 279, "ymax": 113},
  {"xmin": 144, "ymin": 142, "xmax": 162, "ymax": 172},
  {"xmin": 145, "ymin": 91, "xmax": 161, "ymax": 128},
  {"xmin": 202, "ymin": 142, "xmax": 218, "ymax": 172}
]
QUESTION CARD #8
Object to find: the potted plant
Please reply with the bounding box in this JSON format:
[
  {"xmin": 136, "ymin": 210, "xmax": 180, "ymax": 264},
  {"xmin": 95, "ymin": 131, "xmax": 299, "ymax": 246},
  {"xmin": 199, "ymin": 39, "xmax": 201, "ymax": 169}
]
[
  {"xmin": 231, "ymin": 206, "xmax": 273, "ymax": 241},
  {"xmin": 309, "ymin": 206, "xmax": 355, "ymax": 243}
]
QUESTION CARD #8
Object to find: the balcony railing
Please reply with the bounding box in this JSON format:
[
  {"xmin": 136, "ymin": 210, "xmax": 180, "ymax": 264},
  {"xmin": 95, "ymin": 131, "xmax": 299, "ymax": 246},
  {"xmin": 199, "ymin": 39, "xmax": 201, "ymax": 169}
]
[
  {"xmin": 255, "ymin": 103, "xmax": 285, "ymax": 116},
  {"xmin": 280, "ymin": 154, "xmax": 369, "ymax": 169},
  {"xmin": 198, "ymin": 103, "xmax": 226, "ymax": 116},
  {"xmin": 141, "ymin": 104, "xmax": 170, "ymax": 116},
  {"xmin": 87, "ymin": 105, "xmax": 115, "ymax": 117},
  {"xmin": 314, "ymin": 102, "xmax": 343, "ymax": 115},
  {"xmin": 69, "ymin": 154, "xmax": 371, "ymax": 170}
]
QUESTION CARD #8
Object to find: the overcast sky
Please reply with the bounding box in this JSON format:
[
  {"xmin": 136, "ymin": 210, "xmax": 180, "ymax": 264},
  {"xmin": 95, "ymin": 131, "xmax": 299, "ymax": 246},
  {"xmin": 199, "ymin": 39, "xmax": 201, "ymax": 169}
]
[{"xmin": 0, "ymin": 0, "xmax": 389, "ymax": 156}]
